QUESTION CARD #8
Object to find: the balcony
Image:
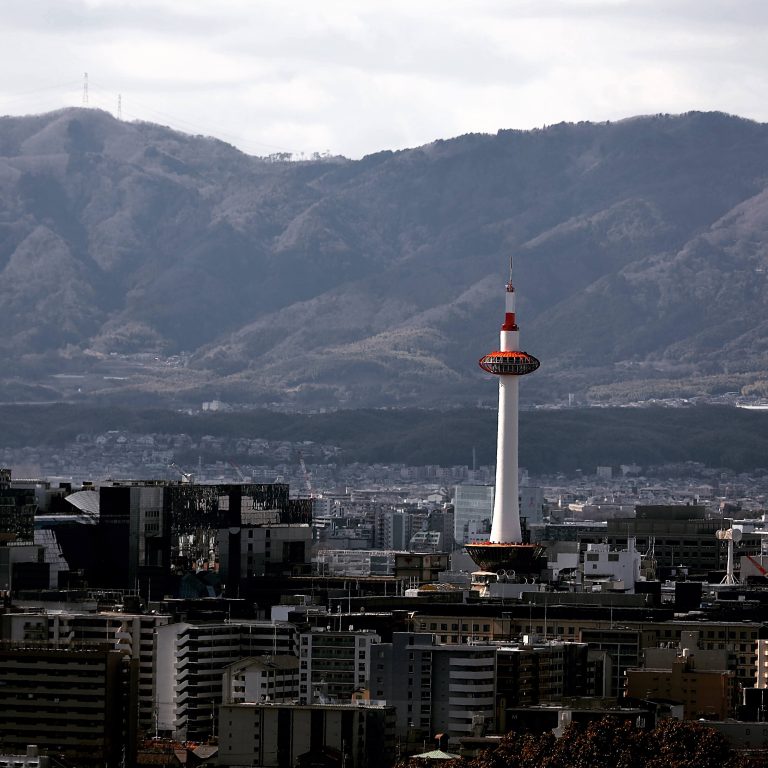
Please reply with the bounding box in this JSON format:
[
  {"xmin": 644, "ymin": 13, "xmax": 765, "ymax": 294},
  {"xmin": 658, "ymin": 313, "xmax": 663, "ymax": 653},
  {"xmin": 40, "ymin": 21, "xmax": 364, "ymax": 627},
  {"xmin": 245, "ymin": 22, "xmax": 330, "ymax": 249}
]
[
  {"xmin": 449, "ymin": 670, "xmax": 494, "ymax": 680},
  {"xmin": 450, "ymin": 683, "xmax": 495, "ymax": 693}
]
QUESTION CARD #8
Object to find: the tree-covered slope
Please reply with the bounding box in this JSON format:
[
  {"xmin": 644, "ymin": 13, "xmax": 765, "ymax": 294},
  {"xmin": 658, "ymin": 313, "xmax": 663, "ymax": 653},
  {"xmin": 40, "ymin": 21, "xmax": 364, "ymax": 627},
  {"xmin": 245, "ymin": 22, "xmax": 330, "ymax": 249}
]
[{"xmin": 2, "ymin": 109, "xmax": 768, "ymax": 408}]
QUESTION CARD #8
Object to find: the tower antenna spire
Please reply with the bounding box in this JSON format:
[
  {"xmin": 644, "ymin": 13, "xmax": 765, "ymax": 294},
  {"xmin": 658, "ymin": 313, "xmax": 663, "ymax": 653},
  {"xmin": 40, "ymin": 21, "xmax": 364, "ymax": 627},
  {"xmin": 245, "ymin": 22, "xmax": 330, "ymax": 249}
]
[
  {"xmin": 82, "ymin": 72, "xmax": 89, "ymax": 106},
  {"xmin": 117, "ymin": 94, "xmax": 122, "ymax": 120}
]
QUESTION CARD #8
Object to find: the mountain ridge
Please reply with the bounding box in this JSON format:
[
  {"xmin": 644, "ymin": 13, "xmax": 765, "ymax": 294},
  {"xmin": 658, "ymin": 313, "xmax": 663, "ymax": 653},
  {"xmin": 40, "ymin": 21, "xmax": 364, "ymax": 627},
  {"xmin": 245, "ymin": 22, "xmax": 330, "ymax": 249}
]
[{"xmin": 1, "ymin": 108, "xmax": 768, "ymax": 408}]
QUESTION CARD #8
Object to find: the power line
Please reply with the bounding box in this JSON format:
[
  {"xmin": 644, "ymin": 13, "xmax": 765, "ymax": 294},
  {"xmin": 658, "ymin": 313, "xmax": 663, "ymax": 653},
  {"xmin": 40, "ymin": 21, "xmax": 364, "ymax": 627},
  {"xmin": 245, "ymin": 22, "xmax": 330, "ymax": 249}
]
[
  {"xmin": 2, "ymin": 75, "xmax": 328, "ymax": 159},
  {"xmin": 87, "ymin": 77, "xmax": 301, "ymax": 155}
]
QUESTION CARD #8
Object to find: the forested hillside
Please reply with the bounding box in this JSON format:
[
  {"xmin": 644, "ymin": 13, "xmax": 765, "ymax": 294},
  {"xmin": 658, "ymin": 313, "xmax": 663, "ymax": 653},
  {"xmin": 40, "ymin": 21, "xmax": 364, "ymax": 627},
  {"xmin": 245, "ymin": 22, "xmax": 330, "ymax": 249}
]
[{"xmin": 2, "ymin": 109, "xmax": 768, "ymax": 408}]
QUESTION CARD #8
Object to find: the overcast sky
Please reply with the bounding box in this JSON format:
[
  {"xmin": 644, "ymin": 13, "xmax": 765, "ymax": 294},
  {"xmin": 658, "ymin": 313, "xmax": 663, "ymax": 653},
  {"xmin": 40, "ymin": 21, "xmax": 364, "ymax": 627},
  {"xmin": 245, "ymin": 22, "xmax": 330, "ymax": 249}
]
[{"xmin": 2, "ymin": 0, "xmax": 767, "ymax": 158}]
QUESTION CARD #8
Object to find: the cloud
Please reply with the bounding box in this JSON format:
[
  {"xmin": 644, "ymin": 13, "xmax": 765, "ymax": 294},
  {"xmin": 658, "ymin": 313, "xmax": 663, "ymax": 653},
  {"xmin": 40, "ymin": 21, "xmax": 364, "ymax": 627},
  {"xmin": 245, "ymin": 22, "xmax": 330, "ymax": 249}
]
[{"xmin": 0, "ymin": 0, "xmax": 767, "ymax": 157}]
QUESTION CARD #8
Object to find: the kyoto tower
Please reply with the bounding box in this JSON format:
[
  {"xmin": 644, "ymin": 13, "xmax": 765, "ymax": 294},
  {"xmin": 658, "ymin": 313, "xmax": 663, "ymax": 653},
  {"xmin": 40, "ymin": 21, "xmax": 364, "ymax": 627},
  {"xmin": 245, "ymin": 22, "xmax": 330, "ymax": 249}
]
[{"xmin": 465, "ymin": 261, "xmax": 546, "ymax": 576}]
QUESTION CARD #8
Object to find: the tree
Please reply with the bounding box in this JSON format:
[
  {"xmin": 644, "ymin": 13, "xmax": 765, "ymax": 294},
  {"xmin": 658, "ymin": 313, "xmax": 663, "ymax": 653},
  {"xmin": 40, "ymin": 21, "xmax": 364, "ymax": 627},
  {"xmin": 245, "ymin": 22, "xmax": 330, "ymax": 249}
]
[{"xmin": 393, "ymin": 716, "xmax": 752, "ymax": 768}]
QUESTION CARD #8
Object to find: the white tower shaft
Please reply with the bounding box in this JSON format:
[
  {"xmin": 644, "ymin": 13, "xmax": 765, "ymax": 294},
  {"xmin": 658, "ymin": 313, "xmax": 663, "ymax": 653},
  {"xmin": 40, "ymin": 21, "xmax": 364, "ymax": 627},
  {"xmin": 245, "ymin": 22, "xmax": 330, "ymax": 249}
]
[{"xmin": 490, "ymin": 288, "xmax": 522, "ymax": 543}]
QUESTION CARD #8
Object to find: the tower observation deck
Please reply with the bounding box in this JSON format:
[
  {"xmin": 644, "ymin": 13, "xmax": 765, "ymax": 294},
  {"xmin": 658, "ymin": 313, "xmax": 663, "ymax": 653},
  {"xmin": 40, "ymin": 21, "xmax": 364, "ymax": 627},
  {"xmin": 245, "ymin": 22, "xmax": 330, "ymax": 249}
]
[{"xmin": 465, "ymin": 265, "xmax": 546, "ymax": 577}]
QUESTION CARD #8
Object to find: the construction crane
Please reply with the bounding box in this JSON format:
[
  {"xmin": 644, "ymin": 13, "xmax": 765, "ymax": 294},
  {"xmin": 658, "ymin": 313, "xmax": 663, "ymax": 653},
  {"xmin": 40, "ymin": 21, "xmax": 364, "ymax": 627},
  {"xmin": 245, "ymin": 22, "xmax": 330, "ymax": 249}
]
[
  {"xmin": 169, "ymin": 462, "xmax": 193, "ymax": 483},
  {"xmin": 745, "ymin": 553, "xmax": 768, "ymax": 578},
  {"xmin": 228, "ymin": 460, "xmax": 248, "ymax": 483}
]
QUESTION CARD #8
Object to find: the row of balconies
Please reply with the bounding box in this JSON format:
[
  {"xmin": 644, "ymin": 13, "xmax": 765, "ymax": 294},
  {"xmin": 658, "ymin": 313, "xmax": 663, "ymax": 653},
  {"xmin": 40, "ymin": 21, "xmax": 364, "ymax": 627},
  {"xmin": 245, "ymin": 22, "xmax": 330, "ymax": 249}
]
[
  {"xmin": 449, "ymin": 695, "xmax": 495, "ymax": 706},
  {"xmin": 450, "ymin": 682, "xmax": 495, "ymax": 693},
  {"xmin": 448, "ymin": 669, "xmax": 494, "ymax": 680}
]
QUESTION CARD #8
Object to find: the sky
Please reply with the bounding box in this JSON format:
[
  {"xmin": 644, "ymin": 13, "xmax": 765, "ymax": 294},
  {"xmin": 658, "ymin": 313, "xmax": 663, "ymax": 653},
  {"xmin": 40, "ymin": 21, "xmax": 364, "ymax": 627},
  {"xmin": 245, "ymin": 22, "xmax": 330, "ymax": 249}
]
[{"xmin": 1, "ymin": 0, "xmax": 768, "ymax": 159}]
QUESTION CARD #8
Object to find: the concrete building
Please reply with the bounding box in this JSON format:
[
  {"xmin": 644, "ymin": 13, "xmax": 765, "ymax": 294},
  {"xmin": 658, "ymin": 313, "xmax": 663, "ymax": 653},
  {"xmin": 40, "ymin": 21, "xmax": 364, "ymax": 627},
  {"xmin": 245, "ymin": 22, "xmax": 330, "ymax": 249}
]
[
  {"xmin": 0, "ymin": 644, "xmax": 134, "ymax": 768},
  {"xmin": 222, "ymin": 655, "xmax": 300, "ymax": 704},
  {"xmin": 626, "ymin": 646, "xmax": 736, "ymax": 719},
  {"xmin": 496, "ymin": 638, "xmax": 589, "ymax": 731},
  {"xmin": 372, "ymin": 633, "xmax": 497, "ymax": 745},
  {"xmin": 519, "ymin": 486, "xmax": 545, "ymax": 526},
  {"xmin": 0, "ymin": 543, "xmax": 48, "ymax": 593},
  {"xmin": 298, "ymin": 629, "xmax": 380, "ymax": 704},
  {"xmin": 425, "ymin": 507, "xmax": 455, "ymax": 553},
  {"xmin": 0, "ymin": 746, "xmax": 51, "ymax": 768},
  {"xmin": 54, "ymin": 481, "xmax": 313, "ymax": 594},
  {"xmin": 581, "ymin": 539, "xmax": 641, "ymax": 592},
  {"xmin": 314, "ymin": 549, "xmax": 396, "ymax": 577},
  {"xmin": 531, "ymin": 521, "xmax": 607, "ymax": 546},
  {"xmin": 408, "ymin": 530, "xmax": 442, "ymax": 551},
  {"xmin": 0, "ymin": 610, "xmax": 170, "ymax": 735},
  {"xmin": 453, "ymin": 485, "xmax": 494, "ymax": 546},
  {"xmin": 155, "ymin": 620, "xmax": 298, "ymax": 741},
  {"xmin": 218, "ymin": 522, "xmax": 312, "ymax": 581},
  {"xmin": 0, "ymin": 469, "xmax": 36, "ymax": 542},
  {"xmin": 606, "ymin": 505, "xmax": 762, "ymax": 574},
  {"xmin": 756, "ymin": 638, "xmax": 768, "ymax": 689},
  {"xmin": 218, "ymin": 701, "xmax": 396, "ymax": 768}
]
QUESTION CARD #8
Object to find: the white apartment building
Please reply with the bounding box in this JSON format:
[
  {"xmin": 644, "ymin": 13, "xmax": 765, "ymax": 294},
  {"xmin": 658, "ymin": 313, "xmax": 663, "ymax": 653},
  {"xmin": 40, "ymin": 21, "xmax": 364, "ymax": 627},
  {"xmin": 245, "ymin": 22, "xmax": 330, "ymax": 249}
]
[{"xmin": 154, "ymin": 620, "xmax": 298, "ymax": 741}]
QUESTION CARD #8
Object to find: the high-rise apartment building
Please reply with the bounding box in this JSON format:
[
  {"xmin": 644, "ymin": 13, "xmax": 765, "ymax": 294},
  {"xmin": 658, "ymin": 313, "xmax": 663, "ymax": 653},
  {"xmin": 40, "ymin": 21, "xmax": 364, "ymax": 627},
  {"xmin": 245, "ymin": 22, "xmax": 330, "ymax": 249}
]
[
  {"xmin": 372, "ymin": 633, "xmax": 497, "ymax": 743},
  {"xmin": 0, "ymin": 644, "xmax": 135, "ymax": 768},
  {"xmin": 155, "ymin": 620, "xmax": 298, "ymax": 741},
  {"xmin": 0, "ymin": 610, "xmax": 170, "ymax": 734},
  {"xmin": 298, "ymin": 629, "xmax": 380, "ymax": 704}
]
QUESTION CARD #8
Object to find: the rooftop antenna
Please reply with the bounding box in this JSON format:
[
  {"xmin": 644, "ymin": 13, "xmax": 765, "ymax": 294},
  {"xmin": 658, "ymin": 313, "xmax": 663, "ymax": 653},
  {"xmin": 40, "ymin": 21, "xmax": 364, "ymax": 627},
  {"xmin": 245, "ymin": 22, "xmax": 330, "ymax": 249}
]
[
  {"xmin": 82, "ymin": 72, "xmax": 89, "ymax": 106},
  {"xmin": 117, "ymin": 94, "xmax": 122, "ymax": 120}
]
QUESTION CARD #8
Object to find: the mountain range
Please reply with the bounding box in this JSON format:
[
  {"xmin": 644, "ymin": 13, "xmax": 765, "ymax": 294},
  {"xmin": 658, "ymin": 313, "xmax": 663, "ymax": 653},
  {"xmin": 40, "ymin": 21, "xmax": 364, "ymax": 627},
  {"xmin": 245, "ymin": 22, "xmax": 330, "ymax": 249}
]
[{"xmin": 2, "ymin": 108, "xmax": 768, "ymax": 409}]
